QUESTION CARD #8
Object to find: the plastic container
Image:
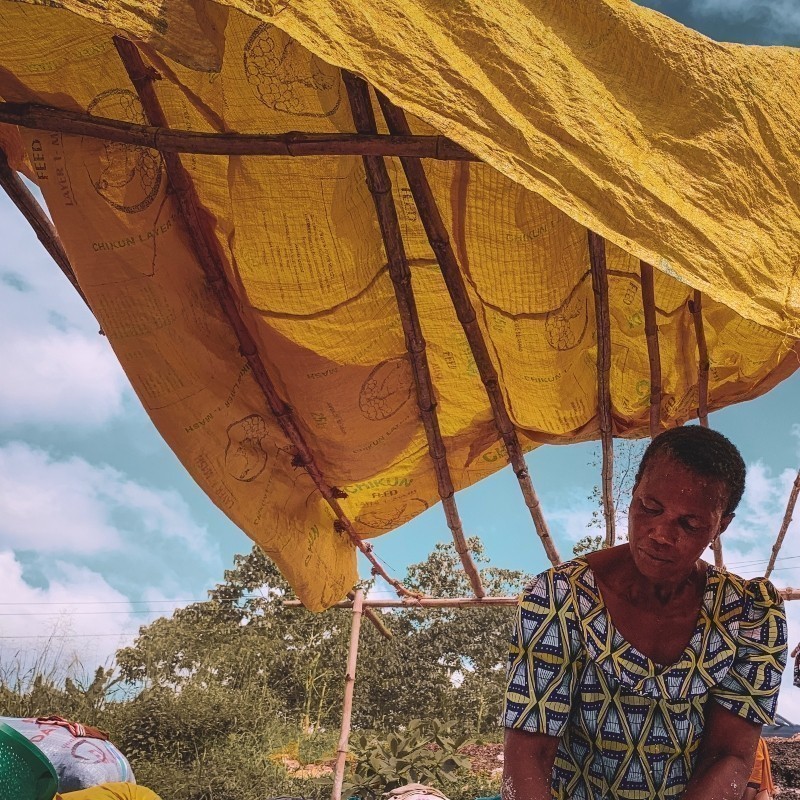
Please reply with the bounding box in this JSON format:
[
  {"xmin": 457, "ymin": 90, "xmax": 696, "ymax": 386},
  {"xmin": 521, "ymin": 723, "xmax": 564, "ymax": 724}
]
[{"xmin": 0, "ymin": 721, "xmax": 59, "ymax": 800}]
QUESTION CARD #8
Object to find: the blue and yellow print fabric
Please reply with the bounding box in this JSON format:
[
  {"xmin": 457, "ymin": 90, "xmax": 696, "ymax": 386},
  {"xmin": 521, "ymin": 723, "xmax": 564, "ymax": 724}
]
[{"xmin": 504, "ymin": 560, "xmax": 787, "ymax": 800}]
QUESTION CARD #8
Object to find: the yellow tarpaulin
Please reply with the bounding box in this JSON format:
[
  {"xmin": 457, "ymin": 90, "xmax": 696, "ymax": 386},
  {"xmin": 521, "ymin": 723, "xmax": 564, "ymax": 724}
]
[{"xmin": 1, "ymin": 0, "xmax": 798, "ymax": 609}]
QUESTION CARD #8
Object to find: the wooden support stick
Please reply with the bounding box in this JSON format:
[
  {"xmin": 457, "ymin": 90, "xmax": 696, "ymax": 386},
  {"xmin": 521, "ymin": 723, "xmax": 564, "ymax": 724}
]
[
  {"xmin": 765, "ymin": 469, "xmax": 800, "ymax": 579},
  {"xmin": 689, "ymin": 290, "xmax": 711, "ymax": 428},
  {"xmin": 286, "ymin": 587, "xmax": 800, "ymax": 608},
  {"xmin": 375, "ymin": 92, "xmax": 560, "ymax": 566},
  {"xmin": 0, "ymin": 148, "xmax": 91, "ymax": 310},
  {"xmin": 285, "ymin": 596, "xmax": 519, "ymax": 608},
  {"xmin": 342, "ymin": 72, "xmax": 486, "ymax": 598},
  {"xmin": 332, "ymin": 588, "xmax": 364, "ymax": 800},
  {"xmin": 350, "ymin": 592, "xmax": 392, "ymax": 640},
  {"xmin": 640, "ymin": 262, "xmax": 662, "ymax": 439},
  {"xmin": 588, "ymin": 232, "xmax": 615, "ymax": 548},
  {"xmin": 0, "ymin": 102, "xmax": 478, "ymax": 161},
  {"xmin": 688, "ymin": 290, "xmax": 724, "ymax": 568},
  {"xmin": 113, "ymin": 37, "xmax": 413, "ymax": 599}
]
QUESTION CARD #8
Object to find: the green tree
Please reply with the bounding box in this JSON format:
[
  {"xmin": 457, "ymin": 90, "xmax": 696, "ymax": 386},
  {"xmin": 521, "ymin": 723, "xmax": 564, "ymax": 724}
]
[{"xmin": 353, "ymin": 538, "xmax": 530, "ymax": 734}]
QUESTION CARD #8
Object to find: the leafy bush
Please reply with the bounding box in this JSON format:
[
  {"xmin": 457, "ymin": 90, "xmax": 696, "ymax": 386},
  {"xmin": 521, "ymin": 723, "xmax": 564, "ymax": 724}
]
[{"xmin": 341, "ymin": 719, "xmax": 471, "ymax": 799}]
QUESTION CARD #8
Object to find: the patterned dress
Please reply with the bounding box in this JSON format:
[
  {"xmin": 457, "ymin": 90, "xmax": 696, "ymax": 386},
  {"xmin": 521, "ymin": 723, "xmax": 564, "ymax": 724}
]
[{"xmin": 503, "ymin": 560, "xmax": 787, "ymax": 800}]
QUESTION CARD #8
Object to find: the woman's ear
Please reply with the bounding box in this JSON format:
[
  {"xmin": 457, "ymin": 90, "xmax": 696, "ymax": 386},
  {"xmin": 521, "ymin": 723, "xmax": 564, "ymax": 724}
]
[{"xmin": 718, "ymin": 513, "xmax": 735, "ymax": 536}]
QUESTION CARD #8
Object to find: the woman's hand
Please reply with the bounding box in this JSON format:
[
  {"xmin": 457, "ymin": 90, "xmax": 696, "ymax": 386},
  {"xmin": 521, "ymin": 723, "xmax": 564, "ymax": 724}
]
[
  {"xmin": 502, "ymin": 728, "xmax": 560, "ymax": 800},
  {"xmin": 681, "ymin": 701, "xmax": 761, "ymax": 800}
]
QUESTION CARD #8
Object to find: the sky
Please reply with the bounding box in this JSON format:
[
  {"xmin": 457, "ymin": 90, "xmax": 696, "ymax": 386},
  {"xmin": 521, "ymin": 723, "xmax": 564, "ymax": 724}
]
[{"xmin": 2, "ymin": 0, "xmax": 800, "ymax": 718}]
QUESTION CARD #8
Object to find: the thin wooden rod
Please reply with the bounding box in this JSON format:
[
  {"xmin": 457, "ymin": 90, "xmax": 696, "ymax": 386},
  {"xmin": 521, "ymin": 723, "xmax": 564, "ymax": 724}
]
[
  {"xmin": 375, "ymin": 92, "xmax": 561, "ymax": 567},
  {"xmin": 640, "ymin": 261, "xmax": 662, "ymax": 439},
  {"xmin": 287, "ymin": 588, "xmax": 800, "ymax": 608},
  {"xmin": 689, "ymin": 290, "xmax": 711, "ymax": 427},
  {"xmin": 348, "ymin": 591, "xmax": 392, "ymax": 640},
  {"xmin": 113, "ymin": 37, "xmax": 413, "ymax": 599},
  {"xmin": 285, "ymin": 596, "xmax": 519, "ymax": 608},
  {"xmin": 0, "ymin": 148, "xmax": 91, "ymax": 309},
  {"xmin": 588, "ymin": 232, "xmax": 615, "ymax": 548},
  {"xmin": 342, "ymin": 72, "xmax": 485, "ymax": 598},
  {"xmin": 0, "ymin": 102, "xmax": 478, "ymax": 161},
  {"xmin": 332, "ymin": 588, "xmax": 363, "ymax": 800},
  {"xmin": 765, "ymin": 469, "xmax": 800, "ymax": 579},
  {"xmin": 688, "ymin": 290, "xmax": 723, "ymax": 567}
]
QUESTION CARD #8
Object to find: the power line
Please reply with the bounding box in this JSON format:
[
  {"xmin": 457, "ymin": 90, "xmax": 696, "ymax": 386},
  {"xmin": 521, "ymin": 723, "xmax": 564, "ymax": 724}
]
[
  {"xmin": 0, "ymin": 610, "xmax": 169, "ymax": 616},
  {"xmin": 0, "ymin": 594, "xmax": 276, "ymax": 607},
  {"xmin": 0, "ymin": 633, "xmax": 139, "ymax": 639},
  {"xmin": 0, "ymin": 599, "xmax": 197, "ymax": 606},
  {"xmin": 726, "ymin": 554, "xmax": 800, "ymax": 566}
]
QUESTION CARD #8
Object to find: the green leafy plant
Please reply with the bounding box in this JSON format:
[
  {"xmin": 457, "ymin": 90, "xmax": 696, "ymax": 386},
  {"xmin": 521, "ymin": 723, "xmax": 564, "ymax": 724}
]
[{"xmin": 341, "ymin": 718, "xmax": 471, "ymax": 799}]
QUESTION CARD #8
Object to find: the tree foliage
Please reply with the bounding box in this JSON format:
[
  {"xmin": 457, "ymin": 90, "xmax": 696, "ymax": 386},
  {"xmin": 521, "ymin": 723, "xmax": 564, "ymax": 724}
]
[{"xmin": 0, "ymin": 538, "xmax": 528, "ymax": 800}]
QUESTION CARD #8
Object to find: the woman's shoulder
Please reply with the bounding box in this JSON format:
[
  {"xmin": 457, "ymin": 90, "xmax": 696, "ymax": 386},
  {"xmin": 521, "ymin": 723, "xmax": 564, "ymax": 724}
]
[
  {"xmin": 523, "ymin": 558, "xmax": 587, "ymax": 589},
  {"xmin": 713, "ymin": 567, "xmax": 784, "ymax": 608},
  {"xmin": 520, "ymin": 559, "xmax": 587, "ymax": 608}
]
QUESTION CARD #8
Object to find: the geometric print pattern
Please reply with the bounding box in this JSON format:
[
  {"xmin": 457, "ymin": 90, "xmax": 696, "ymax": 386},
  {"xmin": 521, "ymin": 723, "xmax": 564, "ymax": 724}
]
[{"xmin": 504, "ymin": 560, "xmax": 788, "ymax": 800}]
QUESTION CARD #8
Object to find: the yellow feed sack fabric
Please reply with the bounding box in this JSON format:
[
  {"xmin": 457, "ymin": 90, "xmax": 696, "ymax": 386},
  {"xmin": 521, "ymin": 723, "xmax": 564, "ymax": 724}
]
[
  {"xmin": 0, "ymin": 0, "xmax": 799, "ymax": 609},
  {"xmin": 59, "ymin": 784, "xmax": 161, "ymax": 800}
]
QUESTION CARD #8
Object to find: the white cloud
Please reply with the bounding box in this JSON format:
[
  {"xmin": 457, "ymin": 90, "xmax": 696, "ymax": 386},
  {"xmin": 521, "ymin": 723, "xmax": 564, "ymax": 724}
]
[
  {"xmin": 0, "ymin": 192, "xmax": 129, "ymax": 430},
  {"xmin": 0, "ymin": 328, "xmax": 126, "ymax": 428},
  {"xmin": 0, "ymin": 548, "xmax": 205, "ymax": 684},
  {"xmin": 0, "ymin": 550, "xmax": 140, "ymax": 678},
  {"xmin": 0, "ymin": 441, "xmax": 214, "ymax": 558},
  {"xmin": 720, "ymin": 461, "xmax": 799, "ymax": 562},
  {"xmin": 549, "ymin": 501, "xmax": 603, "ymax": 548}
]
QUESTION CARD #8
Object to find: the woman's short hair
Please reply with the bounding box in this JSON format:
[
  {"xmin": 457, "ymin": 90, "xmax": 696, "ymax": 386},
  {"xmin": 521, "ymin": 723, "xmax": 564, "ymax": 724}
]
[{"xmin": 635, "ymin": 426, "xmax": 746, "ymax": 516}]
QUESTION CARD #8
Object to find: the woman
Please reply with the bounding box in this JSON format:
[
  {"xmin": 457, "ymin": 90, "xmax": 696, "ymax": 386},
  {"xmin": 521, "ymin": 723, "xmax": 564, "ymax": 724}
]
[{"xmin": 503, "ymin": 426, "xmax": 787, "ymax": 800}]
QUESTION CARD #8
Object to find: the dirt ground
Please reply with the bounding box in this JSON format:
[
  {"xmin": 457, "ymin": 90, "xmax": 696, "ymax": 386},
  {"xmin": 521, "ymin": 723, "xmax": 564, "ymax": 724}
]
[
  {"xmin": 769, "ymin": 738, "xmax": 800, "ymax": 797},
  {"xmin": 462, "ymin": 740, "xmax": 800, "ymax": 795}
]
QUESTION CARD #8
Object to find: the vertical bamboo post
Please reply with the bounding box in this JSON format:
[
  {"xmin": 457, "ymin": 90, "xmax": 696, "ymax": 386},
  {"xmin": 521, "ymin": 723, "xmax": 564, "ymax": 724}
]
[
  {"xmin": 588, "ymin": 232, "xmax": 615, "ymax": 547},
  {"xmin": 765, "ymin": 470, "xmax": 800, "ymax": 579},
  {"xmin": 332, "ymin": 588, "xmax": 364, "ymax": 800},
  {"xmin": 688, "ymin": 290, "xmax": 723, "ymax": 567},
  {"xmin": 640, "ymin": 262, "xmax": 662, "ymax": 439}
]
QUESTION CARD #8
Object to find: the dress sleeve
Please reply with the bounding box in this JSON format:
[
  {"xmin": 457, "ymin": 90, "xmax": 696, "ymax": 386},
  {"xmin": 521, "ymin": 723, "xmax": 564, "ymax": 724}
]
[
  {"xmin": 710, "ymin": 578, "xmax": 788, "ymax": 725},
  {"xmin": 503, "ymin": 568, "xmax": 581, "ymax": 738}
]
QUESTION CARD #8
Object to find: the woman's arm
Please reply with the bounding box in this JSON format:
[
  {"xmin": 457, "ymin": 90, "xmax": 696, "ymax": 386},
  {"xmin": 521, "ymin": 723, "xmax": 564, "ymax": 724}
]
[
  {"xmin": 681, "ymin": 701, "xmax": 761, "ymax": 800},
  {"xmin": 502, "ymin": 728, "xmax": 559, "ymax": 800}
]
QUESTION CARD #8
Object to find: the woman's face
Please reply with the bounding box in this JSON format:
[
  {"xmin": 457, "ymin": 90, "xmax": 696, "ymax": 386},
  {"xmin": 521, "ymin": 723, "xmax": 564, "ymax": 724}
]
[{"xmin": 628, "ymin": 453, "xmax": 733, "ymax": 582}]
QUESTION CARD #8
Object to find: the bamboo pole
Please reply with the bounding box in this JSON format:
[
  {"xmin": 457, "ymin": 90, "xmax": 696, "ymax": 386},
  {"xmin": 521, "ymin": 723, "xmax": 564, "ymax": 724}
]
[
  {"xmin": 342, "ymin": 72, "xmax": 486, "ymax": 598},
  {"xmin": 688, "ymin": 290, "xmax": 724, "ymax": 567},
  {"xmin": 588, "ymin": 232, "xmax": 615, "ymax": 548},
  {"xmin": 0, "ymin": 102, "xmax": 478, "ymax": 161},
  {"xmin": 350, "ymin": 592, "xmax": 392, "ymax": 640},
  {"xmin": 113, "ymin": 37, "xmax": 414, "ymax": 599},
  {"xmin": 286, "ymin": 596, "xmax": 519, "ymax": 608},
  {"xmin": 689, "ymin": 290, "xmax": 711, "ymax": 428},
  {"xmin": 0, "ymin": 148, "xmax": 91, "ymax": 310},
  {"xmin": 331, "ymin": 588, "xmax": 364, "ymax": 800},
  {"xmin": 375, "ymin": 92, "xmax": 561, "ymax": 566},
  {"xmin": 286, "ymin": 587, "xmax": 800, "ymax": 608},
  {"xmin": 640, "ymin": 261, "xmax": 662, "ymax": 439},
  {"xmin": 765, "ymin": 469, "xmax": 800, "ymax": 579}
]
